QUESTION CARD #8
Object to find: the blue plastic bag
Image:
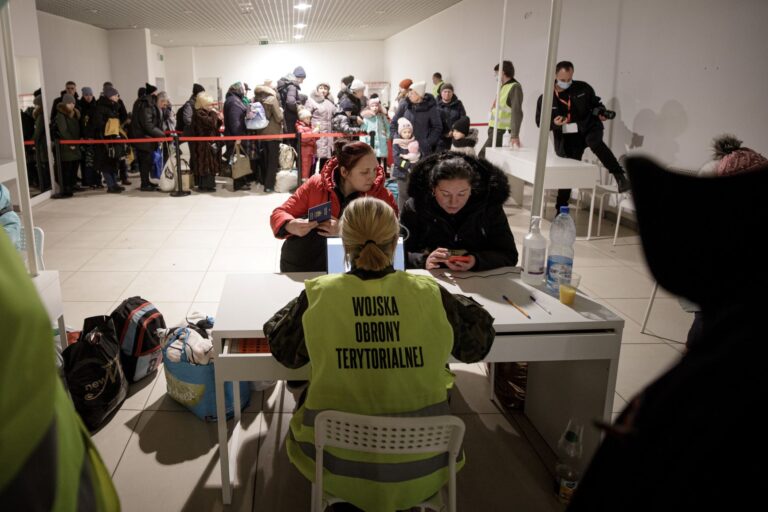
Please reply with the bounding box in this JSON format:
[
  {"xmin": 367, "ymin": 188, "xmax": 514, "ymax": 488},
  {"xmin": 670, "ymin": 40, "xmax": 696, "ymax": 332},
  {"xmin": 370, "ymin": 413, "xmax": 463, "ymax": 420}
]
[
  {"xmin": 152, "ymin": 147, "xmax": 163, "ymax": 180},
  {"xmin": 162, "ymin": 327, "xmax": 250, "ymax": 421}
]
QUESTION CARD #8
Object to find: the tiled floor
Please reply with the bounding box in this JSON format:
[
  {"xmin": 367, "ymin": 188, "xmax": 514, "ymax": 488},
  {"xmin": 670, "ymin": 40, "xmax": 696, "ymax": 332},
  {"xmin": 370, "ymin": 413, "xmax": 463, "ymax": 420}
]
[{"xmin": 34, "ymin": 184, "xmax": 690, "ymax": 511}]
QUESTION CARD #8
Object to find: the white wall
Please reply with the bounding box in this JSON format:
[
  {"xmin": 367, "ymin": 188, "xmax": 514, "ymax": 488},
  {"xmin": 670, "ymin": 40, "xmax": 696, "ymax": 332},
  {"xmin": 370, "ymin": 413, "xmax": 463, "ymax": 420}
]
[
  {"xmin": 149, "ymin": 43, "xmax": 166, "ymax": 90},
  {"xmin": 107, "ymin": 28, "xmax": 152, "ymax": 107},
  {"xmin": 165, "ymin": 40, "xmax": 386, "ymax": 104},
  {"xmin": 386, "ymin": 0, "xmax": 768, "ymax": 171},
  {"xmin": 164, "ymin": 46, "xmax": 196, "ymax": 106},
  {"xmin": 37, "ymin": 11, "xmax": 111, "ymax": 104}
]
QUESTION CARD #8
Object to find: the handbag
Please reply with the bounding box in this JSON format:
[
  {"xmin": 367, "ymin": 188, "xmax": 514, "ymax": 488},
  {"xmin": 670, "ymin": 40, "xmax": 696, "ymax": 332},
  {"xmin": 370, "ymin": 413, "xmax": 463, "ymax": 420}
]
[
  {"xmin": 152, "ymin": 147, "xmax": 164, "ymax": 179},
  {"xmin": 231, "ymin": 142, "xmax": 252, "ymax": 180}
]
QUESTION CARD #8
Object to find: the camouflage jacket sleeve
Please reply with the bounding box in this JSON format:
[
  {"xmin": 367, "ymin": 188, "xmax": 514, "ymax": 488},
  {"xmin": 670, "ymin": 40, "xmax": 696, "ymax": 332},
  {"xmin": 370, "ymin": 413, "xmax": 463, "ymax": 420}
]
[
  {"xmin": 438, "ymin": 285, "xmax": 496, "ymax": 363},
  {"xmin": 263, "ymin": 291, "xmax": 310, "ymax": 369}
]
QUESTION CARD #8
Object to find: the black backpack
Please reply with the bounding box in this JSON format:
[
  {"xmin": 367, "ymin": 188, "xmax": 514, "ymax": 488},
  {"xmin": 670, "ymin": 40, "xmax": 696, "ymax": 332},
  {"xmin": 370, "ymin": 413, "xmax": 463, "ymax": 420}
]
[
  {"xmin": 175, "ymin": 103, "xmax": 186, "ymax": 132},
  {"xmin": 110, "ymin": 297, "xmax": 167, "ymax": 382},
  {"xmin": 63, "ymin": 315, "xmax": 129, "ymax": 432}
]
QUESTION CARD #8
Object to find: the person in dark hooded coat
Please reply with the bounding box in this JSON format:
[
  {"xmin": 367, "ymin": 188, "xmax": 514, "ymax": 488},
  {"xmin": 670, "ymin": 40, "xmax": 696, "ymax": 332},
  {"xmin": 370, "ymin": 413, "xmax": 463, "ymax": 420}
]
[
  {"xmin": 400, "ymin": 152, "xmax": 518, "ymax": 270},
  {"xmin": 277, "ymin": 66, "xmax": 306, "ymax": 147},
  {"xmin": 435, "ymin": 83, "xmax": 466, "ymax": 152},
  {"xmin": 567, "ymin": 157, "xmax": 766, "ymax": 512}
]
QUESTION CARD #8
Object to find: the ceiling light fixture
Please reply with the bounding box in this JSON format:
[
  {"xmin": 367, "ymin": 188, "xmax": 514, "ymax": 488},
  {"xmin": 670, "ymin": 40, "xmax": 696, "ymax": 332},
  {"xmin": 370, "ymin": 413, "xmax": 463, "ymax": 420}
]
[
  {"xmin": 294, "ymin": 3, "xmax": 311, "ymax": 11},
  {"xmin": 294, "ymin": 23, "xmax": 307, "ymax": 29},
  {"xmin": 294, "ymin": 34, "xmax": 305, "ymax": 39}
]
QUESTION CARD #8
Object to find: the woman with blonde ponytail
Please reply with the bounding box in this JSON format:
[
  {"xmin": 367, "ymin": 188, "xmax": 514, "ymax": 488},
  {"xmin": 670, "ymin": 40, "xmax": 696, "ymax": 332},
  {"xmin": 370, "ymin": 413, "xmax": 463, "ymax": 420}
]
[{"xmin": 264, "ymin": 196, "xmax": 496, "ymax": 512}]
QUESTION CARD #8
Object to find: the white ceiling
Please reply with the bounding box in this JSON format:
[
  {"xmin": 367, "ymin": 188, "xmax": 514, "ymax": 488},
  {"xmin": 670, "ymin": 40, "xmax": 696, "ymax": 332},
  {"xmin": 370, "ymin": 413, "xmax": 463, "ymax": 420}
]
[{"xmin": 35, "ymin": 0, "xmax": 462, "ymax": 47}]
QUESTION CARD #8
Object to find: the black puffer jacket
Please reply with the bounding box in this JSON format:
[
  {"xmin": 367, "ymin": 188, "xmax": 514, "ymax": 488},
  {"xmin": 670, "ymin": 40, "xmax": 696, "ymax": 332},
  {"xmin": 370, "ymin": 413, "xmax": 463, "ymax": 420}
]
[
  {"xmin": 436, "ymin": 95, "xmax": 467, "ymax": 151},
  {"xmin": 129, "ymin": 94, "xmax": 164, "ymax": 152},
  {"xmin": 400, "ymin": 152, "xmax": 518, "ymax": 270},
  {"xmin": 277, "ymin": 75, "xmax": 301, "ymax": 133},
  {"xmin": 390, "ymin": 94, "xmax": 442, "ymax": 156},
  {"xmin": 332, "ymin": 91, "xmax": 364, "ymax": 134},
  {"xmin": 223, "ymin": 91, "xmax": 247, "ymax": 136}
]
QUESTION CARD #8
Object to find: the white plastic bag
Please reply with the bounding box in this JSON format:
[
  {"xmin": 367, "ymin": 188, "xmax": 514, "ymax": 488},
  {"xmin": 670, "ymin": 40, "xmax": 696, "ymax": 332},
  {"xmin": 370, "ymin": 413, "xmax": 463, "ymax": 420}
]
[{"xmin": 275, "ymin": 169, "xmax": 298, "ymax": 193}]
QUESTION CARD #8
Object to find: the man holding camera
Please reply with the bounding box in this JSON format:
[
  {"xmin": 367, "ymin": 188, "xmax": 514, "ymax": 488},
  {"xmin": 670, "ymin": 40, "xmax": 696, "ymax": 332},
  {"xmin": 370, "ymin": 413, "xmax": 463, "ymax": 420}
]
[{"xmin": 536, "ymin": 61, "xmax": 629, "ymax": 214}]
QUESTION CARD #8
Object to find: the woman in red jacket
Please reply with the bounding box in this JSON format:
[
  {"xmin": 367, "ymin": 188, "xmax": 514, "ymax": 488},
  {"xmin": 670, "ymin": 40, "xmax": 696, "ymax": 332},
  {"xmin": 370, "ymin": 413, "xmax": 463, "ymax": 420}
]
[{"xmin": 271, "ymin": 140, "xmax": 398, "ymax": 272}]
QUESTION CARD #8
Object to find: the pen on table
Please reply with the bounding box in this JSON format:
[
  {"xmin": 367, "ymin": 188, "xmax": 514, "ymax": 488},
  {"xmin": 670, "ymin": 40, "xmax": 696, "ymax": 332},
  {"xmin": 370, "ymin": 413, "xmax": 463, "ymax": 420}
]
[
  {"xmin": 502, "ymin": 295, "xmax": 531, "ymax": 319},
  {"xmin": 529, "ymin": 295, "xmax": 552, "ymax": 315}
]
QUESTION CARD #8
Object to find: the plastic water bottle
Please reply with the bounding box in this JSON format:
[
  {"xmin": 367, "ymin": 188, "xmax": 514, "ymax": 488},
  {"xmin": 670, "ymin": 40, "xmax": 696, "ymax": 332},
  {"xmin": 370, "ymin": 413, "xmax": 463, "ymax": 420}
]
[
  {"xmin": 546, "ymin": 206, "xmax": 576, "ymax": 291},
  {"xmin": 555, "ymin": 419, "xmax": 583, "ymax": 504},
  {"xmin": 521, "ymin": 216, "xmax": 547, "ymax": 286}
]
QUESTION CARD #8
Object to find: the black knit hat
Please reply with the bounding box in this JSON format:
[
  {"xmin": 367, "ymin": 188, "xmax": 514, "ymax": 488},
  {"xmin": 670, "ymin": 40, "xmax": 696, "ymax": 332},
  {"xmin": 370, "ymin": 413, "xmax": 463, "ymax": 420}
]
[
  {"xmin": 145, "ymin": 82, "xmax": 158, "ymax": 95},
  {"xmin": 341, "ymin": 75, "xmax": 354, "ymax": 87},
  {"xmin": 452, "ymin": 116, "xmax": 470, "ymax": 136},
  {"xmin": 192, "ymin": 83, "xmax": 205, "ymax": 96}
]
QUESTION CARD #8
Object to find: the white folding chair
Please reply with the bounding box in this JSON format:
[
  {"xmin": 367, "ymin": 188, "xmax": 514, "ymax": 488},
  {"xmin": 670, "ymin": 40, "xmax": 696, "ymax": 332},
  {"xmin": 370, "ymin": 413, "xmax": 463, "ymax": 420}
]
[
  {"xmin": 313, "ymin": 411, "xmax": 465, "ymax": 512},
  {"xmin": 18, "ymin": 225, "xmax": 45, "ymax": 270}
]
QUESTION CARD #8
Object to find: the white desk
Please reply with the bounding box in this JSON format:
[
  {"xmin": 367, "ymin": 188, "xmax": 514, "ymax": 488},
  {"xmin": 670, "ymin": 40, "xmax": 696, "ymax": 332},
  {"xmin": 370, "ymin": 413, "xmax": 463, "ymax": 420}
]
[
  {"xmin": 485, "ymin": 147, "xmax": 602, "ymax": 238},
  {"xmin": 212, "ymin": 269, "xmax": 623, "ymax": 505}
]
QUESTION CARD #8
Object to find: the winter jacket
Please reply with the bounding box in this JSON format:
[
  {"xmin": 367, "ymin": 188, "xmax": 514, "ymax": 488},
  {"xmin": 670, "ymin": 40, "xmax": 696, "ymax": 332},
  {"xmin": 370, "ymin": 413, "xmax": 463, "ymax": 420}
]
[
  {"xmin": 0, "ymin": 183, "xmax": 22, "ymax": 250},
  {"xmin": 391, "ymin": 138, "xmax": 418, "ymax": 180},
  {"xmin": 129, "ymin": 94, "xmax": 165, "ymax": 153},
  {"xmin": 264, "ymin": 266, "xmax": 496, "ymax": 370},
  {"xmin": 451, "ymin": 128, "xmax": 478, "ymax": 157},
  {"xmin": 33, "ymin": 108, "xmax": 48, "ymax": 164},
  {"xmin": 223, "ymin": 91, "xmax": 248, "ymax": 136},
  {"xmin": 296, "ymin": 121, "xmax": 316, "ymax": 179},
  {"xmin": 361, "ymin": 114, "xmax": 389, "ymax": 158},
  {"xmin": 332, "ymin": 91, "xmax": 364, "ymax": 135},
  {"xmin": 50, "ymin": 91, "xmax": 79, "ymax": 121},
  {"xmin": 270, "ymin": 158, "xmax": 398, "ymax": 272},
  {"xmin": 277, "ymin": 75, "xmax": 302, "ymax": 133},
  {"xmin": 77, "ymin": 97, "xmax": 97, "ymax": 136},
  {"xmin": 180, "ymin": 95, "xmax": 196, "ymax": 136},
  {"xmin": 400, "ymin": 152, "xmax": 518, "ymax": 270},
  {"xmin": 306, "ymin": 90, "xmax": 336, "ymax": 158},
  {"xmin": 253, "ymin": 86, "xmax": 284, "ymax": 136},
  {"xmin": 89, "ymin": 96, "xmax": 125, "ymax": 172},
  {"xmin": 535, "ymin": 80, "xmax": 604, "ymax": 137},
  {"xmin": 54, "ymin": 104, "xmax": 81, "ymax": 162},
  {"xmin": 189, "ymin": 109, "xmax": 222, "ymax": 177},
  {"xmin": 436, "ymin": 95, "xmax": 467, "ymax": 151},
  {"xmin": 161, "ymin": 106, "xmax": 176, "ymax": 135},
  {"xmin": 390, "ymin": 94, "xmax": 442, "ymax": 157}
]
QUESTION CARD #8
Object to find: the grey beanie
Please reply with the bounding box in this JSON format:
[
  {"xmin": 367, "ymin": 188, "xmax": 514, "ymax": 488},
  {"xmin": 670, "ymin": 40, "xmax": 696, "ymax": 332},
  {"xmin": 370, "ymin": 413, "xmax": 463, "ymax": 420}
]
[
  {"xmin": 104, "ymin": 86, "xmax": 119, "ymax": 98},
  {"xmin": 293, "ymin": 66, "xmax": 306, "ymax": 79},
  {"xmin": 61, "ymin": 94, "xmax": 76, "ymax": 105},
  {"xmin": 82, "ymin": 86, "xmax": 94, "ymax": 96}
]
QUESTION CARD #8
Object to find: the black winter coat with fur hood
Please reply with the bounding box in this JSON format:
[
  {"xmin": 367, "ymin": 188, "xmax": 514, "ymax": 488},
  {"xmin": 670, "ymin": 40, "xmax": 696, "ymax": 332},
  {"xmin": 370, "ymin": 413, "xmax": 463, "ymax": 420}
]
[{"xmin": 400, "ymin": 152, "xmax": 518, "ymax": 270}]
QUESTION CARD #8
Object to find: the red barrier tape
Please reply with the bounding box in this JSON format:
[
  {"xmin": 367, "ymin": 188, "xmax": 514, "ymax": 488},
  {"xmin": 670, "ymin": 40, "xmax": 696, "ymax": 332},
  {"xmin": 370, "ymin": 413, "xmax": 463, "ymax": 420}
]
[
  {"xmin": 300, "ymin": 132, "xmax": 369, "ymax": 139},
  {"xmin": 470, "ymin": 123, "xmax": 489, "ymax": 127},
  {"xmin": 58, "ymin": 137, "xmax": 173, "ymax": 145},
  {"xmin": 179, "ymin": 133, "xmax": 296, "ymax": 142},
  {"xmin": 23, "ymin": 140, "xmax": 34, "ymax": 146}
]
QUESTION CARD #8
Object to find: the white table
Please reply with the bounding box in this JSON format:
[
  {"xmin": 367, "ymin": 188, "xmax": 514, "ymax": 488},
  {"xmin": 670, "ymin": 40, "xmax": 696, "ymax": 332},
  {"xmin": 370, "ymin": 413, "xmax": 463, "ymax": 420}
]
[
  {"xmin": 485, "ymin": 147, "xmax": 602, "ymax": 238},
  {"xmin": 212, "ymin": 270, "xmax": 623, "ymax": 504}
]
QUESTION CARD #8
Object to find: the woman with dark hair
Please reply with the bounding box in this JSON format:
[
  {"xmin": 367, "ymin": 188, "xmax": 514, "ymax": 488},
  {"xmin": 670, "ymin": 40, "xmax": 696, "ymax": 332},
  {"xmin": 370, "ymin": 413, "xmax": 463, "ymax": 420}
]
[
  {"xmin": 264, "ymin": 196, "xmax": 495, "ymax": 512},
  {"xmin": 271, "ymin": 140, "xmax": 398, "ymax": 272},
  {"xmin": 400, "ymin": 152, "xmax": 518, "ymax": 270}
]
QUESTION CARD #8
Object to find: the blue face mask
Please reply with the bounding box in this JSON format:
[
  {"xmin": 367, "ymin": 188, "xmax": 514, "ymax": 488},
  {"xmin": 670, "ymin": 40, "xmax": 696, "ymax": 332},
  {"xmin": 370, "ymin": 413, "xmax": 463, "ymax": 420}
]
[{"xmin": 557, "ymin": 80, "xmax": 572, "ymax": 90}]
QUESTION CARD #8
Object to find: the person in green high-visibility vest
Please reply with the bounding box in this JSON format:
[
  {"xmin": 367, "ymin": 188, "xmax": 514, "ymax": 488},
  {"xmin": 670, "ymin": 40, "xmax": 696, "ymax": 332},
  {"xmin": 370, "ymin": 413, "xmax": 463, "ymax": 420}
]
[
  {"xmin": 431, "ymin": 72, "xmax": 445, "ymax": 97},
  {"xmin": 264, "ymin": 197, "xmax": 495, "ymax": 512},
  {"xmin": 0, "ymin": 232, "xmax": 120, "ymax": 511},
  {"xmin": 479, "ymin": 60, "xmax": 524, "ymax": 159}
]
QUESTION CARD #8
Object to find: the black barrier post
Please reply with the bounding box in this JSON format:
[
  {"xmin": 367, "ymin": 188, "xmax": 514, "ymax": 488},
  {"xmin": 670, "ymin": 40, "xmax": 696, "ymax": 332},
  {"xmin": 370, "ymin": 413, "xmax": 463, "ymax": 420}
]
[
  {"xmin": 171, "ymin": 133, "xmax": 191, "ymax": 197},
  {"xmin": 51, "ymin": 139, "xmax": 69, "ymax": 199}
]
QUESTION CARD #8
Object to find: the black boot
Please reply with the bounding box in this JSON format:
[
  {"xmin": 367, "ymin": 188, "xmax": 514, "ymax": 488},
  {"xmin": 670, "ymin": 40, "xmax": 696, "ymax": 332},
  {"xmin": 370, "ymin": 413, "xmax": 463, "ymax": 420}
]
[{"xmin": 614, "ymin": 172, "xmax": 631, "ymax": 193}]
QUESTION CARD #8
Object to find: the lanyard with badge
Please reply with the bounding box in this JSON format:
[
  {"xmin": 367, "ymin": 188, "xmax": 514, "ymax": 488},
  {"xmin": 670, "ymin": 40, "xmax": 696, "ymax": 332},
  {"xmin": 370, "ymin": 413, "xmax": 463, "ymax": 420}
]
[{"xmin": 555, "ymin": 90, "xmax": 579, "ymax": 134}]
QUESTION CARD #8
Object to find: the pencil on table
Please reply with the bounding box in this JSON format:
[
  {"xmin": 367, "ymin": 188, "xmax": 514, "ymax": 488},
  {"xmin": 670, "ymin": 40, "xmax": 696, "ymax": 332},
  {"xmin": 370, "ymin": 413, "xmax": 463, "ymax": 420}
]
[{"xmin": 502, "ymin": 295, "xmax": 531, "ymax": 319}]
